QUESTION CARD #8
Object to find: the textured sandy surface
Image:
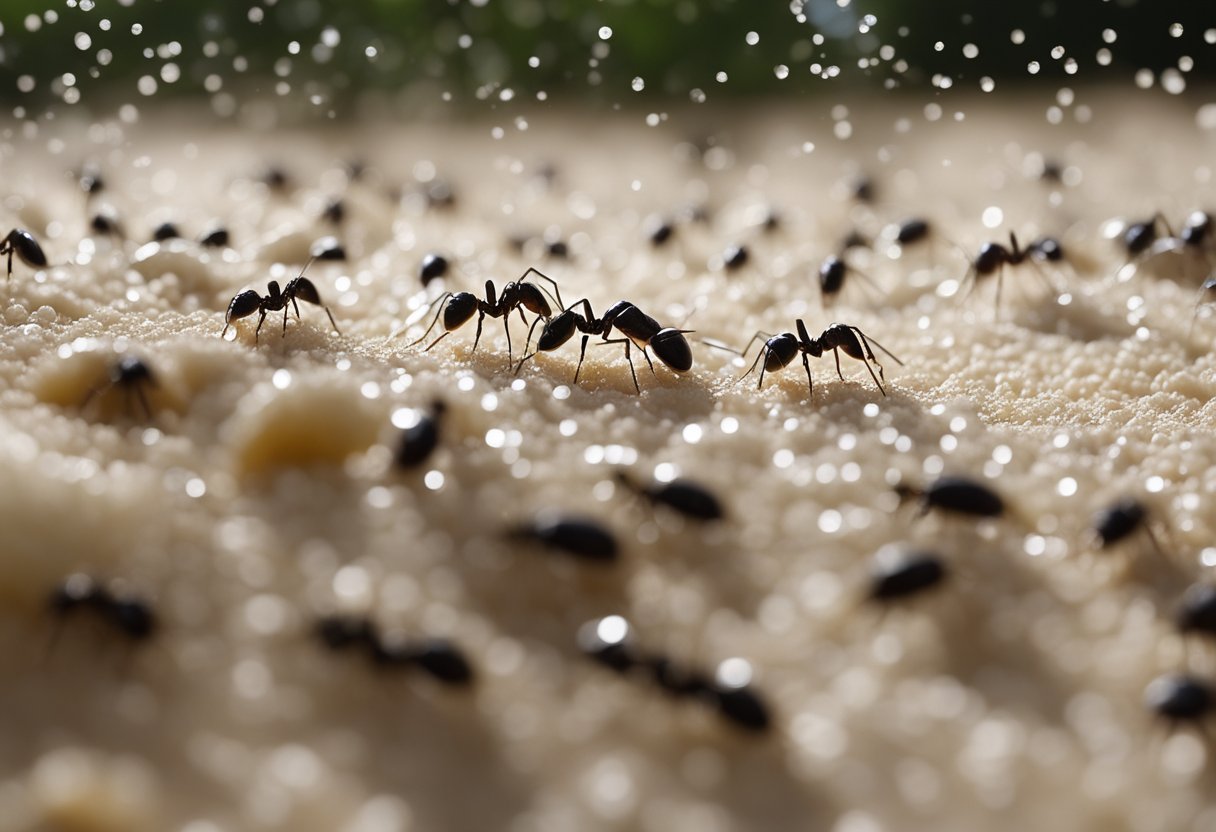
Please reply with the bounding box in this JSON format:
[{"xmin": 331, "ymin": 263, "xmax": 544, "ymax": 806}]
[{"xmin": 1, "ymin": 93, "xmax": 1216, "ymax": 832}]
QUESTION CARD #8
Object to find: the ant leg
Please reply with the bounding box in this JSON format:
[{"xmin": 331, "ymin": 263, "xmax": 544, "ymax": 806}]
[
  {"xmin": 639, "ymin": 347, "xmax": 656, "ymax": 378},
  {"xmin": 134, "ymin": 384, "xmax": 152, "ymax": 420},
  {"xmin": 801, "ymin": 353, "xmax": 814, "ymax": 397},
  {"xmin": 424, "ymin": 331, "xmax": 451, "ymax": 352},
  {"xmin": 5, "ymin": 248, "xmax": 12, "ymax": 281},
  {"xmin": 851, "ymin": 328, "xmax": 904, "ymax": 368},
  {"xmin": 254, "ymin": 310, "xmax": 267, "ymax": 344},
  {"xmin": 292, "ymin": 296, "xmax": 302, "ymax": 320},
  {"xmin": 519, "ymin": 315, "xmax": 544, "ymax": 362},
  {"xmin": 404, "ymin": 293, "xmax": 454, "ymax": 347},
  {"xmin": 993, "ymin": 265, "xmax": 1004, "ymax": 320},
  {"xmin": 1143, "ymin": 524, "xmax": 1167, "ymax": 559},
  {"xmin": 282, "ymin": 305, "xmax": 290, "ymax": 336},
  {"xmin": 471, "ymin": 311, "xmax": 485, "ymax": 354},
  {"xmin": 857, "ymin": 351, "xmax": 887, "ymax": 395},
  {"xmin": 323, "ymin": 305, "xmax": 340, "ymax": 335},
  {"xmin": 737, "ymin": 348, "xmax": 767, "ymax": 387},
  {"xmin": 833, "ymin": 346, "xmax": 845, "ymax": 381},
  {"xmin": 624, "ymin": 341, "xmax": 640, "ymax": 393},
  {"xmin": 573, "ymin": 334, "xmax": 590, "ymax": 384}
]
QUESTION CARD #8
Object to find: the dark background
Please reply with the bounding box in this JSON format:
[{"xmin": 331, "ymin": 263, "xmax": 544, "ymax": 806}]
[{"xmin": 0, "ymin": 0, "xmax": 1209, "ymax": 113}]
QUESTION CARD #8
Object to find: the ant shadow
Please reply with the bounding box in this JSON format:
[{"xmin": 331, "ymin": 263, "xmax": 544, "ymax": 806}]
[{"xmin": 1012, "ymin": 294, "xmax": 1136, "ymax": 343}]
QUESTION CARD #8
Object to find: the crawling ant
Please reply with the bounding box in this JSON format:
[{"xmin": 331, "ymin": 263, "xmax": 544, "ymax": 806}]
[
  {"xmin": 506, "ymin": 512, "xmax": 619, "ymax": 562},
  {"xmin": 199, "ymin": 226, "xmax": 229, "ymax": 248},
  {"xmin": 1144, "ymin": 673, "xmax": 1214, "ymax": 725},
  {"xmin": 895, "ymin": 218, "xmax": 931, "ymax": 247},
  {"xmin": 1176, "ymin": 584, "xmax": 1216, "ymax": 640},
  {"xmin": 1182, "ymin": 211, "xmax": 1212, "ymax": 250},
  {"xmin": 81, "ymin": 355, "xmax": 159, "ymax": 420},
  {"xmin": 396, "ymin": 400, "xmax": 446, "ymax": 468},
  {"xmin": 895, "ymin": 476, "xmax": 1006, "ymax": 520},
  {"xmin": 961, "ymin": 231, "xmax": 1059, "ymax": 309},
  {"xmin": 1121, "ymin": 212, "xmax": 1172, "ymax": 257},
  {"xmin": 310, "ymin": 236, "xmax": 346, "ymax": 261},
  {"xmin": 1, "ymin": 228, "xmax": 48, "ymax": 280},
  {"xmin": 419, "ymin": 253, "xmax": 449, "ymax": 287},
  {"xmin": 722, "ymin": 244, "xmax": 749, "ymax": 272},
  {"xmin": 516, "ymin": 298, "xmax": 693, "ymax": 393},
  {"xmin": 321, "ymin": 197, "xmax": 345, "ymax": 225},
  {"xmin": 578, "ymin": 615, "xmax": 771, "ymax": 733},
  {"xmin": 1089, "ymin": 497, "xmax": 1162, "ymax": 555},
  {"xmin": 222, "ymin": 257, "xmax": 340, "ymax": 343},
  {"xmin": 644, "ymin": 215, "xmax": 675, "ymax": 247},
  {"xmin": 733, "ymin": 320, "xmax": 901, "ymax": 397},
  {"xmin": 614, "ymin": 470, "xmax": 724, "ymax": 521},
  {"xmin": 818, "ymin": 255, "xmax": 881, "ymax": 306},
  {"xmin": 314, "ymin": 614, "xmax": 473, "ymax": 685},
  {"xmin": 546, "ymin": 239, "xmax": 569, "ymax": 259},
  {"xmin": 401, "ymin": 267, "xmax": 559, "ymax": 364},
  {"xmin": 152, "ymin": 221, "xmax": 181, "ymax": 242},
  {"xmin": 50, "ymin": 573, "xmax": 157, "ymax": 643},
  {"xmin": 90, "ymin": 209, "xmax": 122, "ymax": 238},
  {"xmin": 867, "ymin": 549, "xmax": 949, "ymax": 603}
]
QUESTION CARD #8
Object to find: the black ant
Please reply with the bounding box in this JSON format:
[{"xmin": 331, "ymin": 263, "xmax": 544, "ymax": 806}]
[
  {"xmin": 852, "ymin": 176, "xmax": 876, "ymax": 204},
  {"xmin": 644, "ymin": 215, "xmax": 675, "ymax": 247},
  {"xmin": 152, "ymin": 221, "xmax": 181, "ymax": 242},
  {"xmin": 1182, "ymin": 211, "xmax": 1212, "ymax": 250},
  {"xmin": 1144, "ymin": 673, "xmax": 1214, "ymax": 725},
  {"xmin": 90, "ymin": 209, "xmax": 123, "ymax": 238},
  {"xmin": 1176, "ymin": 584, "xmax": 1216, "ymax": 640},
  {"xmin": 81, "ymin": 355, "xmax": 159, "ymax": 420},
  {"xmin": 895, "ymin": 218, "xmax": 931, "ymax": 247},
  {"xmin": 961, "ymin": 231, "xmax": 1059, "ymax": 309},
  {"xmin": 419, "ymin": 253, "xmax": 449, "ymax": 287},
  {"xmin": 867, "ymin": 549, "xmax": 949, "ymax": 603},
  {"xmin": 515, "ymin": 298, "xmax": 693, "ymax": 393},
  {"xmin": 818, "ymin": 254, "xmax": 881, "ymax": 306},
  {"xmin": 1089, "ymin": 497, "xmax": 1163, "ymax": 555},
  {"xmin": 1, "ymin": 228, "xmax": 48, "ymax": 280},
  {"xmin": 1121, "ymin": 212, "xmax": 1172, "ymax": 257},
  {"xmin": 614, "ymin": 470, "xmax": 724, "ymax": 521},
  {"xmin": 310, "ymin": 236, "xmax": 346, "ymax": 261},
  {"xmin": 399, "ymin": 267, "xmax": 560, "ymax": 364},
  {"xmin": 314, "ymin": 614, "xmax": 473, "ymax": 685},
  {"xmin": 199, "ymin": 226, "xmax": 229, "ymax": 248},
  {"xmin": 733, "ymin": 320, "xmax": 901, "ymax": 397},
  {"xmin": 396, "ymin": 400, "xmax": 446, "ymax": 469},
  {"xmin": 506, "ymin": 512, "xmax": 619, "ymax": 562},
  {"xmin": 222, "ymin": 257, "xmax": 340, "ymax": 343},
  {"xmin": 321, "ymin": 197, "xmax": 346, "ymax": 225},
  {"xmin": 895, "ymin": 476, "xmax": 1006, "ymax": 520},
  {"xmin": 578, "ymin": 615, "xmax": 771, "ymax": 733},
  {"xmin": 49, "ymin": 573, "xmax": 157, "ymax": 643}
]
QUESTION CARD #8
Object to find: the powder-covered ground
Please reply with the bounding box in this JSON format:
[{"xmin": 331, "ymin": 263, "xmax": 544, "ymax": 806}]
[{"xmin": 1, "ymin": 92, "xmax": 1216, "ymax": 832}]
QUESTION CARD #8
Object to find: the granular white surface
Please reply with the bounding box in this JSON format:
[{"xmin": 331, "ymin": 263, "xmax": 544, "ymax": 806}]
[{"xmin": 1, "ymin": 94, "xmax": 1216, "ymax": 832}]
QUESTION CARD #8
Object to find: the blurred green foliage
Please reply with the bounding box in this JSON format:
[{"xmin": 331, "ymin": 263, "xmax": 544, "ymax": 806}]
[{"xmin": 0, "ymin": 0, "xmax": 1209, "ymax": 113}]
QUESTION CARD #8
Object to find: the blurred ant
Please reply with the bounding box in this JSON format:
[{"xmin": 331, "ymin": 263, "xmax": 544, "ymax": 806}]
[
  {"xmin": 960, "ymin": 231, "xmax": 1060, "ymax": 311},
  {"xmin": 222, "ymin": 257, "xmax": 340, "ymax": 343},
  {"xmin": 515, "ymin": 298, "xmax": 693, "ymax": 393},
  {"xmin": 818, "ymin": 254, "xmax": 882, "ymax": 306},
  {"xmin": 81, "ymin": 355, "xmax": 159, "ymax": 420},
  {"xmin": 1144, "ymin": 673, "xmax": 1214, "ymax": 727},
  {"xmin": 731, "ymin": 320, "xmax": 901, "ymax": 397},
  {"xmin": 1, "ymin": 228, "xmax": 48, "ymax": 280},
  {"xmin": 505, "ymin": 511, "xmax": 620, "ymax": 562},
  {"xmin": 895, "ymin": 475, "xmax": 1006, "ymax": 520},
  {"xmin": 398, "ymin": 267, "xmax": 561, "ymax": 364},
  {"xmin": 49, "ymin": 573, "xmax": 157, "ymax": 645},
  {"xmin": 1121, "ymin": 212, "xmax": 1173, "ymax": 258}
]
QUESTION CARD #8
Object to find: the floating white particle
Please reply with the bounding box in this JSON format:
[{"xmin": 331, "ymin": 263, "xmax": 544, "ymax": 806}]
[
  {"xmin": 1146, "ymin": 475, "xmax": 1165, "ymax": 493},
  {"xmin": 1057, "ymin": 477, "xmax": 1077, "ymax": 497},
  {"xmin": 161, "ymin": 63, "xmax": 180, "ymax": 83},
  {"xmin": 559, "ymin": 419, "xmax": 577, "ymax": 437},
  {"xmin": 1135, "ymin": 68, "xmax": 1154, "ymax": 89},
  {"xmin": 1197, "ymin": 104, "xmax": 1216, "ymax": 131},
  {"xmin": 272, "ymin": 369, "xmax": 292, "ymax": 389},
  {"xmin": 137, "ymin": 75, "xmax": 158, "ymax": 95},
  {"xmin": 716, "ymin": 658, "xmax": 753, "ymax": 688},
  {"xmin": 333, "ymin": 565, "xmax": 371, "ymax": 602},
  {"xmin": 480, "ymin": 393, "xmax": 497, "ymax": 412},
  {"xmin": 457, "ymin": 377, "xmax": 475, "ymax": 392},
  {"xmin": 1051, "ymin": 45, "xmax": 1065, "ymax": 60},
  {"xmin": 17, "ymin": 75, "xmax": 34, "ymax": 93},
  {"xmin": 424, "ymin": 470, "xmax": 445, "ymax": 491},
  {"xmin": 185, "ymin": 478, "xmax": 206, "ymax": 498},
  {"xmin": 1024, "ymin": 535, "xmax": 1047, "ymax": 556},
  {"xmin": 74, "ymin": 32, "xmax": 91, "ymax": 50},
  {"xmin": 598, "ymin": 26, "xmax": 612, "ymax": 39},
  {"xmin": 982, "ymin": 206, "xmax": 1003, "ymax": 228},
  {"xmin": 553, "ymin": 385, "xmax": 570, "ymax": 400},
  {"xmin": 682, "ymin": 424, "xmax": 703, "ymax": 444},
  {"xmin": 774, "ymin": 64, "xmax": 789, "ymax": 80},
  {"xmin": 720, "ymin": 416, "xmax": 739, "ymax": 434},
  {"xmin": 1169, "ymin": 23, "xmax": 1184, "ymax": 38},
  {"xmin": 993, "ymin": 445, "xmax": 1013, "ymax": 464},
  {"xmin": 1161, "ymin": 69, "xmax": 1186, "ymax": 95},
  {"xmin": 360, "ymin": 382, "xmax": 381, "ymax": 400},
  {"xmin": 963, "ymin": 43, "xmax": 978, "ymax": 59},
  {"xmin": 934, "ymin": 41, "xmax": 944, "ymax": 52},
  {"xmin": 1097, "ymin": 48, "xmax": 1112, "ymax": 66},
  {"xmin": 716, "ymin": 71, "xmax": 728, "ymax": 83},
  {"xmin": 746, "ymin": 31, "xmax": 759, "ymax": 46},
  {"xmin": 773, "ymin": 449, "xmax": 794, "ymax": 469},
  {"xmin": 1010, "ymin": 29, "xmax": 1025, "ymax": 45},
  {"xmin": 1027, "ymin": 61, "xmax": 1040, "ymax": 75},
  {"xmin": 528, "ymin": 56, "xmax": 539, "ymax": 68},
  {"xmin": 818, "ymin": 510, "xmax": 842, "ymax": 533},
  {"xmin": 654, "ymin": 462, "xmax": 678, "ymax": 483}
]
